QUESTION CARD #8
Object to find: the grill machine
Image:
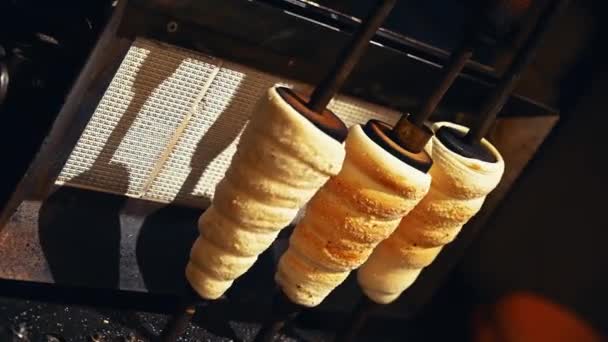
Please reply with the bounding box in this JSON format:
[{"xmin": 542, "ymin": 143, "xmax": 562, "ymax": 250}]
[{"xmin": 0, "ymin": 0, "xmax": 561, "ymax": 340}]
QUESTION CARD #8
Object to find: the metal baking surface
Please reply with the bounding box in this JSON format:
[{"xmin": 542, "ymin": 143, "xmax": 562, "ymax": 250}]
[
  {"xmin": 0, "ymin": 0, "xmax": 558, "ymax": 228},
  {"xmin": 0, "ymin": 189, "xmax": 412, "ymax": 333},
  {"xmin": 54, "ymin": 38, "xmax": 402, "ymax": 207},
  {"xmin": 0, "ymin": 0, "xmax": 560, "ymax": 329},
  {"xmin": 0, "ymin": 116, "xmax": 557, "ymax": 320},
  {"xmin": 0, "ymin": 295, "xmax": 414, "ymax": 341}
]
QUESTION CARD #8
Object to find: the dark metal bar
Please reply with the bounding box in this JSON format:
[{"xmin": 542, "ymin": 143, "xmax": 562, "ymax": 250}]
[
  {"xmin": 307, "ymin": 0, "xmax": 397, "ymax": 112},
  {"xmin": 389, "ymin": 32, "xmax": 476, "ymax": 154},
  {"xmin": 159, "ymin": 304, "xmax": 196, "ymax": 342},
  {"xmin": 253, "ymin": 290, "xmax": 303, "ymax": 342},
  {"xmin": 0, "ymin": 0, "xmax": 131, "ymax": 229},
  {"xmin": 466, "ymin": 0, "xmax": 570, "ymax": 143},
  {"xmin": 391, "ymin": 0, "xmax": 537, "ymax": 150},
  {"xmin": 0, "ymin": 62, "xmax": 8, "ymax": 108},
  {"xmin": 252, "ymin": 2, "xmax": 397, "ymax": 340},
  {"xmin": 389, "ymin": 43, "xmax": 472, "ymax": 154},
  {"xmin": 123, "ymin": 1, "xmax": 557, "ymax": 121},
  {"xmin": 253, "ymin": 311, "xmax": 298, "ymax": 342},
  {"xmin": 333, "ymin": 296, "xmax": 379, "ymax": 342},
  {"xmin": 253, "ymin": 320, "xmax": 283, "ymax": 342},
  {"xmin": 406, "ymin": 45, "xmax": 474, "ymax": 126},
  {"xmin": 157, "ymin": 284, "xmax": 208, "ymax": 342}
]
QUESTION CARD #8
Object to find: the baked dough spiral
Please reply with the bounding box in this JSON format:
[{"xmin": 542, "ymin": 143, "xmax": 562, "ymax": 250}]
[
  {"xmin": 275, "ymin": 124, "xmax": 431, "ymax": 307},
  {"xmin": 358, "ymin": 122, "xmax": 504, "ymax": 304},
  {"xmin": 186, "ymin": 86, "xmax": 345, "ymax": 300}
]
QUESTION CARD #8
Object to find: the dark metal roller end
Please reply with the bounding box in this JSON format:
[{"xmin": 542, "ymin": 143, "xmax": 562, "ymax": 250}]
[
  {"xmin": 436, "ymin": 126, "xmax": 497, "ymax": 162},
  {"xmin": 277, "ymin": 87, "xmax": 348, "ymax": 143},
  {"xmin": 334, "ymin": 296, "xmax": 380, "ymax": 342},
  {"xmin": 253, "ymin": 290, "xmax": 304, "ymax": 342},
  {"xmin": 364, "ymin": 119, "xmax": 433, "ymax": 173}
]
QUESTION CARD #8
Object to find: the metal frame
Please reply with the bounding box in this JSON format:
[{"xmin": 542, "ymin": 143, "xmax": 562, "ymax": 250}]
[
  {"xmin": 0, "ymin": 0, "xmax": 133, "ymax": 228},
  {"xmin": 0, "ymin": 0, "xmax": 558, "ymax": 229},
  {"xmin": 122, "ymin": 0, "xmax": 555, "ymax": 119},
  {"xmin": 0, "ymin": 0, "xmax": 560, "ymax": 336}
]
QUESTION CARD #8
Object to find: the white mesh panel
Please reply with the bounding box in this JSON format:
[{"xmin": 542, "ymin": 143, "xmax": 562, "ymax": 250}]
[
  {"xmin": 57, "ymin": 38, "xmax": 402, "ymax": 207},
  {"xmin": 56, "ymin": 39, "xmax": 219, "ymax": 197},
  {"xmin": 144, "ymin": 63, "xmax": 284, "ymax": 205}
]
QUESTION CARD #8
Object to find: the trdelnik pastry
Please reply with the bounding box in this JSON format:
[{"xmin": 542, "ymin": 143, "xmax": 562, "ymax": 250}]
[
  {"xmin": 186, "ymin": 86, "xmax": 346, "ymax": 300},
  {"xmin": 275, "ymin": 123, "xmax": 432, "ymax": 307},
  {"xmin": 358, "ymin": 121, "xmax": 505, "ymax": 304}
]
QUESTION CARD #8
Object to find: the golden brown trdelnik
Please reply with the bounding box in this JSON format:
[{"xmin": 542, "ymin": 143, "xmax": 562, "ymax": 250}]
[
  {"xmin": 186, "ymin": 86, "xmax": 346, "ymax": 300},
  {"xmin": 276, "ymin": 124, "xmax": 431, "ymax": 307},
  {"xmin": 358, "ymin": 122, "xmax": 505, "ymax": 304}
]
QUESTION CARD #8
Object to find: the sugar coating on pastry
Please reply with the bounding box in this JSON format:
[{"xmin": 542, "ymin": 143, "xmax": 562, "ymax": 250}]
[
  {"xmin": 358, "ymin": 121, "xmax": 505, "ymax": 304},
  {"xmin": 276, "ymin": 125, "xmax": 431, "ymax": 307},
  {"xmin": 186, "ymin": 86, "xmax": 345, "ymax": 300}
]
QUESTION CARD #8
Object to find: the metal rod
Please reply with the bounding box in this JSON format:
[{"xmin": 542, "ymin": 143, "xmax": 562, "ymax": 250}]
[
  {"xmin": 392, "ymin": 0, "xmax": 535, "ymax": 142},
  {"xmin": 252, "ymin": 290, "xmax": 303, "ymax": 342},
  {"xmin": 159, "ymin": 304, "xmax": 196, "ymax": 342},
  {"xmin": 334, "ymin": 296, "xmax": 379, "ymax": 342},
  {"xmin": 465, "ymin": 0, "xmax": 570, "ymax": 143},
  {"xmin": 253, "ymin": 320, "xmax": 284, "ymax": 342},
  {"xmin": 307, "ymin": 0, "xmax": 397, "ymax": 112},
  {"xmin": 252, "ymin": 3, "xmax": 397, "ymax": 339},
  {"xmin": 389, "ymin": 43, "xmax": 472, "ymax": 153},
  {"xmin": 253, "ymin": 311, "xmax": 299, "ymax": 342},
  {"xmin": 158, "ymin": 284, "xmax": 208, "ymax": 342},
  {"xmin": 405, "ymin": 44, "xmax": 474, "ymax": 127}
]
